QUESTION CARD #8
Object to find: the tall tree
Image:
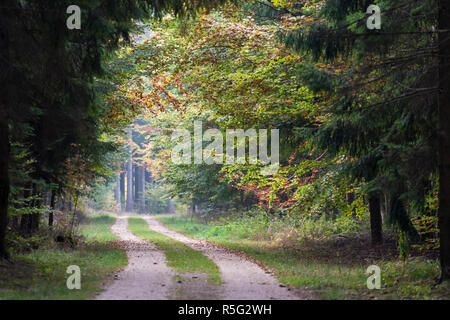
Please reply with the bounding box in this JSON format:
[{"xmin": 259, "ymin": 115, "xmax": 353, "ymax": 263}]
[
  {"xmin": 276, "ymin": 0, "xmax": 445, "ymax": 275},
  {"xmin": 0, "ymin": 0, "xmax": 15, "ymax": 258},
  {"xmin": 438, "ymin": 0, "xmax": 450, "ymax": 281}
]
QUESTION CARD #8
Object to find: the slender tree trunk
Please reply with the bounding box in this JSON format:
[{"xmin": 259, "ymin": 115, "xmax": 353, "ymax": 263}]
[
  {"xmin": 126, "ymin": 128, "xmax": 134, "ymax": 212},
  {"xmin": 438, "ymin": 0, "xmax": 450, "ymax": 281},
  {"xmin": 380, "ymin": 193, "xmax": 389, "ymax": 225},
  {"xmin": 139, "ymin": 166, "xmax": 145, "ymax": 213},
  {"xmin": 114, "ymin": 171, "xmax": 121, "ymax": 209},
  {"xmin": 145, "ymin": 170, "xmax": 152, "ymax": 212},
  {"xmin": 134, "ymin": 164, "xmax": 139, "ymax": 209},
  {"xmin": 369, "ymin": 195, "xmax": 383, "ymax": 245},
  {"xmin": 126, "ymin": 159, "xmax": 134, "ymax": 212},
  {"xmin": 120, "ymin": 168, "xmax": 125, "ymax": 209},
  {"xmin": 49, "ymin": 189, "xmax": 56, "ymax": 227}
]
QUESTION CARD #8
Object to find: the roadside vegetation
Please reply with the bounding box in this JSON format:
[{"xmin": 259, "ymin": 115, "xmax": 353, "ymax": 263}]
[
  {"xmin": 128, "ymin": 217, "xmax": 221, "ymax": 285},
  {"xmin": 0, "ymin": 213, "xmax": 126, "ymax": 299},
  {"xmin": 158, "ymin": 213, "xmax": 450, "ymax": 300},
  {"xmin": 81, "ymin": 213, "xmax": 119, "ymax": 243}
]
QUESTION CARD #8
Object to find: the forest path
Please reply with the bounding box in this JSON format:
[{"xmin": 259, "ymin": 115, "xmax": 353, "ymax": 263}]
[
  {"xmin": 97, "ymin": 214, "xmax": 314, "ymax": 299},
  {"xmin": 95, "ymin": 216, "xmax": 175, "ymax": 299},
  {"xmin": 142, "ymin": 215, "xmax": 315, "ymax": 300}
]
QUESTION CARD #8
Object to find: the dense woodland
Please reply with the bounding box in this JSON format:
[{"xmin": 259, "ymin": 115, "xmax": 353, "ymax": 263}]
[{"xmin": 1, "ymin": 0, "xmax": 450, "ymax": 297}]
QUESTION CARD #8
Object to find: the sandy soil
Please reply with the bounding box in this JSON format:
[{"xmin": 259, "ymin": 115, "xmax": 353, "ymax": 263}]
[
  {"xmin": 97, "ymin": 215, "xmax": 316, "ymax": 300},
  {"xmin": 96, "ymin": 217, "xmax": 174, "ymax": 300},
  {"xmin": 143, "ymin": 216, "xmax": 316, "ymax": 300}
]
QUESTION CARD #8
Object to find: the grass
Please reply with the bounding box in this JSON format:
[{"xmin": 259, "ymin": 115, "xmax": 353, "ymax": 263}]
[
  {"xmin": 81, "ymin": 213, "xmax": 119, "ymax": 242},
  {"xmin": 127, "ymin": 217, "xmax": 221, "ymax": 285},
  {"xmin": 157, "ymin": 215, "xmax": 450, "ymax": 300},
  {"xmin": 0, "ymin": 213, "xmax": 127, "ymax": 300}
]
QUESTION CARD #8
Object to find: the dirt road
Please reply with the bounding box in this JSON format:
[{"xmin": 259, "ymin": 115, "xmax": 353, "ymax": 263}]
[{"xmin": 97, "ymin": 215, "xmax": 315, "ymax": 300}]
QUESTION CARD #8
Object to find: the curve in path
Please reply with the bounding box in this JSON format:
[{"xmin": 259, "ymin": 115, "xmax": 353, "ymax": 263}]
[
  {"xmin": 96, "ymin": 217, "xmax": 174, "ymax": 300},
  {"xmin": 143, "ymin": 216, "xmax": 315, "ymax": 300}
]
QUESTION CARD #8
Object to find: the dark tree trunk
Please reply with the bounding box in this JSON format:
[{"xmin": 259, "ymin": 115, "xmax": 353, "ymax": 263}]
[
  {"xmin": 49, "ymin": 189, "xmax": 56, "ymax": 227},
  {"xmin": 380, "ymin": 193, "xmax": 389, "ymax": 224},
  {"xmin": 0, "ymin": 1, "xmax": 11, "ymax": 259},
  {"xmin": 369, "ymin": 195, "xmax": 383, "ymax": 245},
  {"xmin": 438, "ymin": 0, "xmax": 450, "ymax": 281},
  {"xmin": 0, "ymin": 118, "xmax": 9, "ymax": 259}
]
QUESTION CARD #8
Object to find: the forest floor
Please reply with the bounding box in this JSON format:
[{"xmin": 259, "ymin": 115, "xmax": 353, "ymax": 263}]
[
  {"xmin": 0, "ymin": 214, "xmax": 127, "ymax": 299},
  {"xmin": 97, "ymin": 214, "xmax": 315, "ymax": 299}
]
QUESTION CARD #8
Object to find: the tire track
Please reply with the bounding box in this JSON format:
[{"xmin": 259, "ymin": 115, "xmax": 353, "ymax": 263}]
[
  {"xmin": 96, "ymin": 217, "xmax": 174, "ymax": 300},
  {"xmin": 143, "ymin": 216, "xmax": 315, "ymax": 300}
]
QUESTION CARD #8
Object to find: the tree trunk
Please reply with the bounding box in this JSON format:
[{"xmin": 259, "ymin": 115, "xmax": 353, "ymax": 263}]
[
  {"xmin": 380, "ymin": 193, "xmax": 389, "ymax": 225},
  {"xmin": 114, "ymin": 171, "xmax": 121, "ymax": 209},
  {"xmin": 126, "ymin": 159, "xmax": 134, "ymax": 212},
  {"xmin": 369, "ymin": 195, "xmax": 383, "ymax": 245},
  {"xmin": 126, "ymin": 128, "xmax": 134, "ymax": 212},
  {"xmin": 0, "ymin": 118, "xmax": 9, "ymax": 259},
  {"xmin": 438, "ymin": 0, "xmax": 450, "ymax": 281},
  {"xmin": 134, "ymin": 164, "xmax": 139, "ymax": 209},
  {"xmin": 49, "ymin": 189, "xmax": 56, "ymax": 227},
  {"xmin": 0, "ymin": 1, "xmax": 11, "ymax": 259},
  {"xmin": 120, "ymin": 169, "xmax": 125, "ymax": 209},
  {"xmin": 145, "ymin": 170, "xmax": 152, "ymax": 212},
  {"xmin": 139, "ymin": 166, "xmax": 145, "ymax": 213}
]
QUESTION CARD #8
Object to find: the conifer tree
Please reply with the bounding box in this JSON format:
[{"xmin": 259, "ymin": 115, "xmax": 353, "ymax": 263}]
[{"xmin": 275, "ymin": 0, "xmax": 447, "ymax": 278}]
